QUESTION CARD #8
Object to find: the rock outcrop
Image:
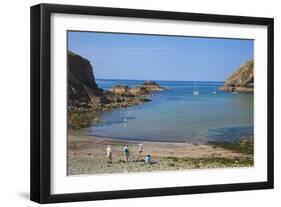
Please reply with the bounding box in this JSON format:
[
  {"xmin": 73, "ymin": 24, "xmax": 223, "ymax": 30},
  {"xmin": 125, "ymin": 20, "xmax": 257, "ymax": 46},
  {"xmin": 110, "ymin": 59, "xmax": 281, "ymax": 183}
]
[
  {"xmin": 219, "ymin": 60, "xmax": 254, "ymax": 93},
  {"xmin": 109, "ymin": 81, "xmax": 165, "ymax": 97},
  {"xmin": 141, "ymin": 81, "xmax": 166, "ymax": 92},
  {"xmin": 67, "ymin": 51, "xmax": 166, "ymax": 128},
  {"xmin": 68, "ymin": 51, "xmax": 104, "ymax": 111},
  {"xmin": 109, "ymin": 85, "xmax": 135, "ymax": 97}
]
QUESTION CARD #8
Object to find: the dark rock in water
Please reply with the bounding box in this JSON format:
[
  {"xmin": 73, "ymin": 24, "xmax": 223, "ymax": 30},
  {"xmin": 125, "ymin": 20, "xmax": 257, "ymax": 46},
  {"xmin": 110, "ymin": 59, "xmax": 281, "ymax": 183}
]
[
  {"xmin": 141, "ymin": 98, "xmax": 151, "ymax": 102},
  {"xmin": 219, "ymin": 85, "xmax": 253, "ymax": 93},
  {"xmin": 142, "ymin": 81, "xmax": 160, "ymax": 86},
  {"xmin": 219, "ymin": 60, "xmax": 254, "ymax": 93}
]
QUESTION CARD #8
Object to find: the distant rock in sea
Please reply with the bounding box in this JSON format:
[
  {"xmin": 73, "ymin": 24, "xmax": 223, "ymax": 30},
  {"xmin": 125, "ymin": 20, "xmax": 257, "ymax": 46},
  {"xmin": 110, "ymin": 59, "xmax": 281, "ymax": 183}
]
[
  {"xmin": 219, "ymin": 60, "xmax": 254, "ymax": 93},
  {"xmin": 109, "ymin": 81, "xmax": 165, "ymax": 97},
  {"xmin": 141, "ymin": 81, "xmax": 166, "ymax": 91}
]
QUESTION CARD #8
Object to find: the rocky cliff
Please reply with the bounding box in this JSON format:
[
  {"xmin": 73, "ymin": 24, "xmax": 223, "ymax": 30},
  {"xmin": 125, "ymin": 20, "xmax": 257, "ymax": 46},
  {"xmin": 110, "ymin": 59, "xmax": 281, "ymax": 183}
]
[
  {"xmin": 68, "ymin": 51, "xmax": 104, "ymax": 111},
  {"xmin": 219, "ymin": 60, "xmax": 254, "ymax": 93},
  {"xmin": 67, "ymin": 51, "xmax": 166, "ymax": 128}
]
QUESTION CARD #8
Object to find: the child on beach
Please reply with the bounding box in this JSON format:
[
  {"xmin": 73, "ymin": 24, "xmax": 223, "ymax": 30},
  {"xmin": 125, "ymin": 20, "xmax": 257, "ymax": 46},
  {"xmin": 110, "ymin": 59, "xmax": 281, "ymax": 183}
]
[
  {"xmin": 123, "ymin": 144, "xmax": 129, "ymax": 162},
  {"xmin": 106, "ymin": 145, "xmax": 112, "ymax": 163},
  {"xmin": 145, "ymin": 154, "xmax": 152, "ymax": 164}
]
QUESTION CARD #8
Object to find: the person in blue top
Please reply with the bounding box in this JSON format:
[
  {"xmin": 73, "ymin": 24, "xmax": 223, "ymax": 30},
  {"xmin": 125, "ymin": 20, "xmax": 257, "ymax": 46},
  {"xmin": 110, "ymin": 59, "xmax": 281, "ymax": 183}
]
[
  {"xmin": 145, "ymin": 154, "xmax": 152, "ymax": 164},
  {"xmin": 123, "ymin": 144, "xmax": 129, "ymax": 162}
]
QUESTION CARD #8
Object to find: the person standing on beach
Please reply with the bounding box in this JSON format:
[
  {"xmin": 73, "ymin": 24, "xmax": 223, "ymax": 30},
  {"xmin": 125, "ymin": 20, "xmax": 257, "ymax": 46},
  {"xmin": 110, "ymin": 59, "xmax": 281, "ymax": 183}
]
[
  {"xmin": 138, "ymin": 143, "xmax": 143, "ymax": 158},
  {"xmin": 106, "ymin": 145, "xmax": 112, "ymax": 164},
  {"xmin": 123, "ymin": 144, "xmax": 129, "ymax": 162}
]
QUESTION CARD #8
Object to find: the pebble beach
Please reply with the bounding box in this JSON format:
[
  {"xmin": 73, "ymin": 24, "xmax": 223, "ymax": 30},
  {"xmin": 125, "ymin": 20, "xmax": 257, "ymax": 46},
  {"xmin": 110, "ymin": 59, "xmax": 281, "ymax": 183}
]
[{"xmin": 67, "ymin": 131, "xmax": 253, "ymax": 175}]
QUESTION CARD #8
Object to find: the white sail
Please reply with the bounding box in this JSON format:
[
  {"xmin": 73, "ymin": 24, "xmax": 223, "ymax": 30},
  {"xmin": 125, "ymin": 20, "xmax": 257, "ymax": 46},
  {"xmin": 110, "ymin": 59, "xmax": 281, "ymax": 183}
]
[
  {"xmin": 193, "ymin": 83, "xmax": 200, "ymax": 96},
  {"xmin": 213, "ymin": 86, "xmax": 216, "ymax": 94}
]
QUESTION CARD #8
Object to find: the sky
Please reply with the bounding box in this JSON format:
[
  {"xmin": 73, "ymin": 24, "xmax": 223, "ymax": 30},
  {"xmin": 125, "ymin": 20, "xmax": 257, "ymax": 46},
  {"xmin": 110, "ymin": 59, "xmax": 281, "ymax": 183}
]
[{"xmin": 68, "ymin": 31, "xmax": 253, "ymax": 82}]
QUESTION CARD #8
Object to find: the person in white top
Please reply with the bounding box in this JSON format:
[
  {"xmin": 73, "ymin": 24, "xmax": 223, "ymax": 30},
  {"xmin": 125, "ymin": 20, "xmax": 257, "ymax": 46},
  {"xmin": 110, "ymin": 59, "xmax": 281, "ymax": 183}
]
[
  {"xmin": 138, "ymin": 143, "xmax": 143, "ymax": 158},
  {"xmin": 106, "ymin": 145, "xmax": 112, "ymax": 163}
]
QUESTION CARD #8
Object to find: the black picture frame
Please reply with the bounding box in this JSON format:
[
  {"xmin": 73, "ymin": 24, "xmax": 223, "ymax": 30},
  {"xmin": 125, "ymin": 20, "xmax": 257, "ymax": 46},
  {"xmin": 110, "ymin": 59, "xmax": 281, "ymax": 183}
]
[{"xmin": 30, "ymin": 3, "xmax": 274, "ymax": 204}]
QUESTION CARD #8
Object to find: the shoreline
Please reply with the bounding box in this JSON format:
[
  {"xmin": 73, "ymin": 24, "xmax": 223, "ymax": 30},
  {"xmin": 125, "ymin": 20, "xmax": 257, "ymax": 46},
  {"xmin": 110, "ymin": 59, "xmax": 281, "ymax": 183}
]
[
  {"xmin": 68, "ymin": 131, "xmax": 253, "ymax": 175},
  {"xmin": 68, "ymin": 81, "xmax": 166, "ymax": 129},
  {"xmin": 219, "ymin": 86, "xmax": 253, "ymax": 93},
  {"xmin": 81, "ymin": 130, "xmax": 209, "ymax": 144}
]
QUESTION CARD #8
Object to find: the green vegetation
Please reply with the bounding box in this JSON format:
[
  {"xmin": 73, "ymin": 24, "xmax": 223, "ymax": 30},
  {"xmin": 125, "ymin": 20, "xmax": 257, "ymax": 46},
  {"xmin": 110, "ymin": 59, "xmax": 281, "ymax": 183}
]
[
  {"xmin": 165, "ymin": 156, "xmax": 253, "ymax": 169},
  {"xmin": 68, "ymin": 111, "xmax": 102, "ymax": 129},
  {"xmin": 208, "ymin": 138, "xmax": 253, "ymax": 155},
  {"xmin": 248, "ymin": 62, "xmax": 254, "ymax": 73}
]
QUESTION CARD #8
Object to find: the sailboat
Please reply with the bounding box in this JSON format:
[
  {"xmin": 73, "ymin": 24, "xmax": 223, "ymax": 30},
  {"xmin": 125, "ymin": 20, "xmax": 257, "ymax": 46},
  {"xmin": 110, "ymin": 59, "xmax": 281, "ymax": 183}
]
[
  {"xmin": 212, "ymin": 86, "xmax": 217, "ymax": 94},
  {"xmin": 123, "ymin": 117, "xmax": 128, "ymax": 128},
  {"xmin": 193, "ymin": 83, "xmax": 200, "ymax": 96}
]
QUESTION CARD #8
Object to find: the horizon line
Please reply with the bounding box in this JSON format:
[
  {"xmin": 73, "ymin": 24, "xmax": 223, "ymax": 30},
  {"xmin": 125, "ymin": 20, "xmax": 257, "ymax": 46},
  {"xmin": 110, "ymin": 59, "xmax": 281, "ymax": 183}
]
[{"xmin": 95, "ymin": 78, "xmax": 225, "ymax": 82}]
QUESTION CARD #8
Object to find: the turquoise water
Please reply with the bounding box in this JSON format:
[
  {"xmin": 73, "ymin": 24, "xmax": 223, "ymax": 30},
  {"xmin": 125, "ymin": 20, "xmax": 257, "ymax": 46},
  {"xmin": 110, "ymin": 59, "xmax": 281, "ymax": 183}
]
[{"xmin": 86, "ymin": 79, "xmax": 253, "ymax": 142}]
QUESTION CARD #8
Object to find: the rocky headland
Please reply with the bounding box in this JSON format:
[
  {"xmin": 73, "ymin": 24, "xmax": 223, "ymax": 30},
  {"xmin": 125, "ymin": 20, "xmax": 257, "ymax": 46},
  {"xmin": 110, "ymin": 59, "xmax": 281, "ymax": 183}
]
[
  {"xmin": 67, "ymin": 51, "xmax": 166, "ymax": 129},
  {"xmin": 219, "ymin": 60, "xmax": 254, "ymax": 93}
]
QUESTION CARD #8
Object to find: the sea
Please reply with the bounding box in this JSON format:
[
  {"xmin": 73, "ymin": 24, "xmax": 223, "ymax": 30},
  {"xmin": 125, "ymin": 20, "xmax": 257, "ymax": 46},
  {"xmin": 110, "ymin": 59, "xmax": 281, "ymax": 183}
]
[{"xmin": 84, "ymin": 79, "xmax": 254, "ymax": 143}]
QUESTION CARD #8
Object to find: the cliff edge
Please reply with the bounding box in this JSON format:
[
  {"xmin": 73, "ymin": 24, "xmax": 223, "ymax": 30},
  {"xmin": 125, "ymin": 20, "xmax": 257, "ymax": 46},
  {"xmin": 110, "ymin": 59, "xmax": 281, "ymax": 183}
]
[
  {"xmin": 68, "ymin": 51, "xmax": 103, "ymax": 111},
  {"xmin": 219, "ymin": 60, "xmax": 254, "ymax": 93}
]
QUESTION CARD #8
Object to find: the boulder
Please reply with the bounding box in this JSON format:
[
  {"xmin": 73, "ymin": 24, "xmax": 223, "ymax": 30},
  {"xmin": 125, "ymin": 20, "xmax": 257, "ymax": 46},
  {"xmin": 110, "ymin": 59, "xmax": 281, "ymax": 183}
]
[
  {"xmin": 109, "ymin": 85, "xmax": 133, "ymax": 97},
  {"xmin": 129, "ymin": 86, "xmax": 149, "ymax": 96}
]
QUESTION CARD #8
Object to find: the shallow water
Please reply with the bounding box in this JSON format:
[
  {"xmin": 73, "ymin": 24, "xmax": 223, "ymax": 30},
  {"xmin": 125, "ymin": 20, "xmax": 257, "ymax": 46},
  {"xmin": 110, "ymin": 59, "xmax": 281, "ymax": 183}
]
[{"xmin": 85, "ymin": 79, "xmax": 253, "ymax": 142}]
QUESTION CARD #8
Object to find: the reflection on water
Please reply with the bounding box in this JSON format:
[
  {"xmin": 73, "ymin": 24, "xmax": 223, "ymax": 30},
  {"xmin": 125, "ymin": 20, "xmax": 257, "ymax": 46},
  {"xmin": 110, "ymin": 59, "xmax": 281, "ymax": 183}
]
[{"xmin": 85, "ymin": 79, "xmax": 254, "ymax": 142}]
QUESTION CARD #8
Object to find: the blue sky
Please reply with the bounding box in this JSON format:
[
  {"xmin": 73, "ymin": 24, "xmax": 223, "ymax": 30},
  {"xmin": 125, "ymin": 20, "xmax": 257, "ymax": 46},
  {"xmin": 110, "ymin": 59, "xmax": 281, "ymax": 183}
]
[{"xmin": 68, "ymin": 31, "xmax": 253, "ymax": 81}]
